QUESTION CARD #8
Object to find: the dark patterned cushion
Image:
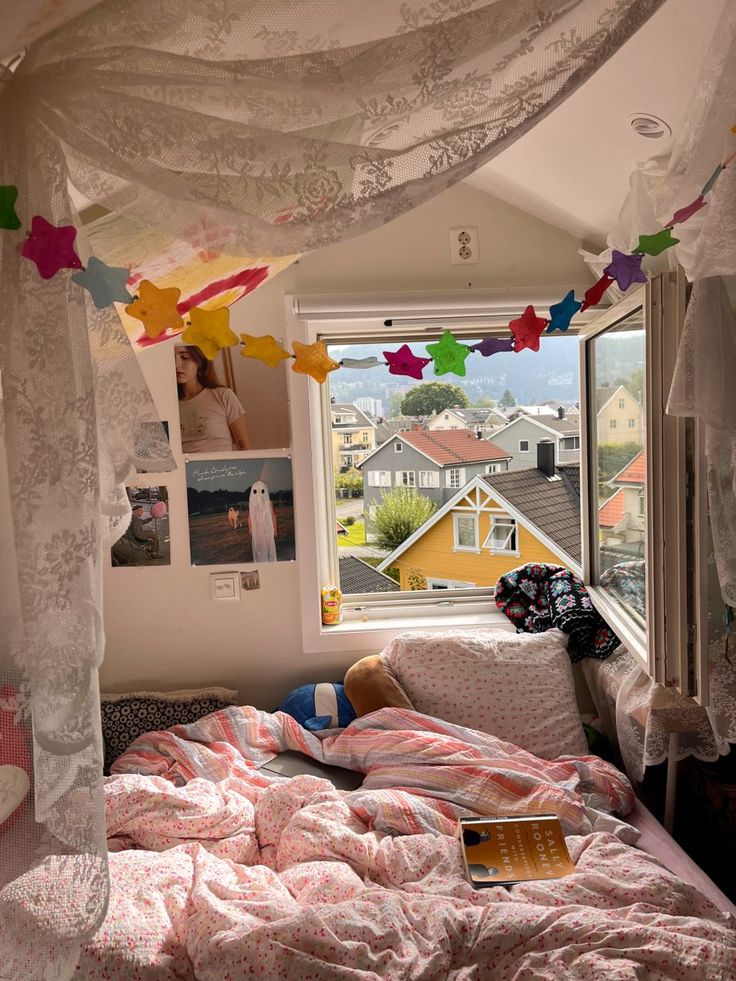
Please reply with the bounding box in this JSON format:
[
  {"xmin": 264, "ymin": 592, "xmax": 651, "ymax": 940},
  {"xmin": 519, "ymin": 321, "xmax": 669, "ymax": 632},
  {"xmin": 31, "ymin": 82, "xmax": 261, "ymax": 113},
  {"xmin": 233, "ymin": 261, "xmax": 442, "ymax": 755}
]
[{"xmin": 100, "ymin": 688, "xmax": 237, "ymax": 773}]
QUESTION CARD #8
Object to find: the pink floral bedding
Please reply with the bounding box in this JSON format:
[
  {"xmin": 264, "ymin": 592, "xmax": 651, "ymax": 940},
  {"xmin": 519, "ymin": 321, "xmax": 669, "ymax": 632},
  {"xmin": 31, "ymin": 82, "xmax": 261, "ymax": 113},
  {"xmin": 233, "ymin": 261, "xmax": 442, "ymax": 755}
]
[{"xmin": 78, "ymin": 708, "xmax": 736, "ymax": 979}]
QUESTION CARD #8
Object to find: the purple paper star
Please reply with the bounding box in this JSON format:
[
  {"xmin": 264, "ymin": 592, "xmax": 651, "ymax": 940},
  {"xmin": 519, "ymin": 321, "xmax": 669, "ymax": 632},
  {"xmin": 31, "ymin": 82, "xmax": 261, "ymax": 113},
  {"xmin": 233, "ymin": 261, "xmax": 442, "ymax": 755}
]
[
  {"xmin": 383, "ymin": 343, "xmax": 431, "ymax": 380},
  {"xmin": 603, "ymin": 250, "xmax": 647, "ymax": 292},
  {"xmin": 469, "ymin": 337, "xmax": 514, "ymax": 357},
  {"xmin": 666, "ymin": 195, "xmax": 707, "ymax": 227},
  {"xmin": 19, "ymin": 215, "xmax": 83, "ymax": 280}
]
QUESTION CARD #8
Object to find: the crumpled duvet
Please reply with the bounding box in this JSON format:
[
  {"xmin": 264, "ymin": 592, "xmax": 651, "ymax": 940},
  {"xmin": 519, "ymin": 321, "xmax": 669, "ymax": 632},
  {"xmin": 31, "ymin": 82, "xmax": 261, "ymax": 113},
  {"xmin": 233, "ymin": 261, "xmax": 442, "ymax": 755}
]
[{"xmin": 77, "ymin": 707, "xmax": 735, "ymax": 979}]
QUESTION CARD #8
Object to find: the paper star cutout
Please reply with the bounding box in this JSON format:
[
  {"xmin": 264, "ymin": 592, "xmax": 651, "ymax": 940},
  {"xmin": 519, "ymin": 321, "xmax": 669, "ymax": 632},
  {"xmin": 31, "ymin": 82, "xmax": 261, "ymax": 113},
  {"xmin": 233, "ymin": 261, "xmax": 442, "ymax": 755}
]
[
  {"xmin": 701, "ymin": 164, "xmax": 724, "ymax": 197},
  {"xmin": 425, "ymin": 330, "xmax": 471, "ymax": 377},
  {"xmin": 181, "ymin": 306, "xmax": 238, "ymax": 359},
  {"xmin": 19, "ymin": 215, "xmax": 83, "ymax": 279},
  {"xmin": 240, "ymin": 333, "xmax": 291, "ymax": 369},
  {"xmin": 469, "ymin": 337, "xmax": 515, "ymax": 356},
  {"xmin": 0, "ymin": 185, "xmax": 20, "ymax": 230},
  {"xmin": 666, "ymin": 195, "xmax": 706, "ymax": 227},
  {"xmin": 291, "ymin": 340, "xmax": 340, "ymax": 384},
  {"xmin": 635, "ymin": 228, "xmax": 680, "ymax": 257},
  {"xmin": 603, "ymin": 250, "xmax": 648, "ymax": 292},
  {"xmin": 509, "ymin": 305, "xmax": 548, "ymax": 353},
  {"xmin": 125, "ymin": 280, "xmax": 184, "ymax": 339},
  {"xmin": 546, "ymin": 290, "xmax": 582, "ymax": 333},
  {"xmin": 580, "ymin": 274, "xmax": 614, "ymax": 311},
  {"xmin": 71, "ymin": 257, "xmax": 133, "ymax": 308},
  {"xmin": 383, "ymin": 344, "xmax": 431, "ymax": 380}
]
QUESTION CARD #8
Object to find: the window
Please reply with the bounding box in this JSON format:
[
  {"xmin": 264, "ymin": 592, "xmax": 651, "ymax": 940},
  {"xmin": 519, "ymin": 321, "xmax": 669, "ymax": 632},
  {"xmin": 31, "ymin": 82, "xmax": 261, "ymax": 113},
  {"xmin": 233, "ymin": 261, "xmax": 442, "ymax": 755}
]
[
  {"xmin": 609, "ymin": 419, "xmax": 617, "ymax": 429},
  {"xmin": 344, "ymin": 454, "xmax": 353, "ymax": 467},
  {"xmin": 637, "ymin": 492, "xmax": 645, "ymax": 517},
  {"xmin": 397, "ymin": 470, "xmax": 415, "ymax": 487},
  {"xmin": 519, "ymin": 440, "xmax": 529, "ymax": 452},
  {"xmin": 394, "ymin": 442, "xmax": 403, "ymax": 453},
  {"xmin": 367, "ymin": 470, "xmax": 390, "ymax": 487},
  {"xmin": 453, "ymin": 513, "xmax": 478, "ymax": 550},
  {"xmin": 427, "ymin": 578, "xmax": 476, "ymax": 589},
  {"xmin": 561, "ymin": 436, "xmax": 580, "ymax": 450},
  {"xmin": 446, "ymin": 467, "xmax": 466, "ymax": 489},
  {"xmin": 418, "ymin": 471, "xmax": 440, "ymax": 488},
  {"xmin": 483, "ymin": 516, "xmax": 517, "ymax": 552},
  {"xmin": 628, "ymin": 418, "xmax": 636, "ymax": 428},
  {"xmin": 344, "ymin": 433, "xmax": 353, "ymax": 444},
  {"xmin": 618, "ymin": 398, "xmax": 625, "ymax": 409},
  {"xmin": 485, "ymin": 463, "xmax": 501, "ymax": 474}
]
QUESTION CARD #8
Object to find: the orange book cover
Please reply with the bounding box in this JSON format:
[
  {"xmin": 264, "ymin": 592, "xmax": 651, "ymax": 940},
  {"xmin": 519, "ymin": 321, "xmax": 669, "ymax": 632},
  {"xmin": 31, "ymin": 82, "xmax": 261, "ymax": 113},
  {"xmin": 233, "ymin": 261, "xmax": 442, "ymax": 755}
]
[{"xmin": 458, "ymin": 814, "xmax": 575, "ymax": 888}]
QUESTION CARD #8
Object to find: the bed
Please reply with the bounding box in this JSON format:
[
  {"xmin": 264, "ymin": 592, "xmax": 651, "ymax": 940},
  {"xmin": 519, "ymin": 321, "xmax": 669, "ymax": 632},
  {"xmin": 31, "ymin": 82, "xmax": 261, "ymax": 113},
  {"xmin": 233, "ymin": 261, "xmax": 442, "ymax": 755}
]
[{"xmin": 78, "ymin": 629, "xmax": 736, "ymax": 979}]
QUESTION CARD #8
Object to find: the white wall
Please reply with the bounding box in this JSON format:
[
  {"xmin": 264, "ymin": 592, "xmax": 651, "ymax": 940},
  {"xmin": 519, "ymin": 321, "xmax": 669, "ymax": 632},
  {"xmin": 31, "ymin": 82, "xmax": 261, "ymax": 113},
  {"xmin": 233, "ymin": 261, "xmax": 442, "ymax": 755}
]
[{"xmin": 100, "ymin": 182, "xmax": 589, "ymax": 708}]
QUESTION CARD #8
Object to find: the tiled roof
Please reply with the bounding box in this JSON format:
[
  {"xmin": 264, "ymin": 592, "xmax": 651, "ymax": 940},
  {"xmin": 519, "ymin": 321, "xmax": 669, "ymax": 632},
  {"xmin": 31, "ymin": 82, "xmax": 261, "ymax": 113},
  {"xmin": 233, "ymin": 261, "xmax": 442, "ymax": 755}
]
[
  {"xmin": 440, "ymin": 408, "xmax": 489, "ymax": 426},
  {"xmin": 598, "ymin": 488, "xmax": 625, "ymax": 528},
  {"xmin": 558, "ymin": 463, "xmax": 580, "ymax": 494},
  {"xmin": 534, "ymin": 415, "xmax": 580, "ymax": 435},
  {"xmin": 400, "ymin": 429, "xmax": 511, "ymax": 465},
  {"xmin": 483, "ymin": 463, "xmax": 581, "ymax": 563},
  {"xmin": 331, "ymin": 403, "xmax": 375, "ymax": 430},
  {"xmin": 595, "ymin": 386, "xmax": 620, "ymax": 412},
  {"xmin": 339, "ymin": 556, "xmax": 399, "ymax": 594},
  {"xmin": 612, "ymin": 450, "xmax": 646, "ymax": 485},
  {"xmin": 375, "ymin": 416, "xmax": 424, "ymax": 444}
]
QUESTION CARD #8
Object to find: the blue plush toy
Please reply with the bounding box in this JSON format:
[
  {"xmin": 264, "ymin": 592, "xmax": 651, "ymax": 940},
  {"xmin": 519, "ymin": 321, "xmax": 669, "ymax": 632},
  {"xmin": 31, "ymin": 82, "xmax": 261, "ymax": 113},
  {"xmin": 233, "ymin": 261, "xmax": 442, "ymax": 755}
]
[{"xmin": 277, "ymin": 683, "xmax": 356, "ymax": 732}]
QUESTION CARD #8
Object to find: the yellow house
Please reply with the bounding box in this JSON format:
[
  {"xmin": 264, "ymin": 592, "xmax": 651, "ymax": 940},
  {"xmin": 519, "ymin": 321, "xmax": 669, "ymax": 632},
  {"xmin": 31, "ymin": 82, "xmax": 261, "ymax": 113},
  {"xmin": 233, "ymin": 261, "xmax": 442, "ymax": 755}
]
[
  {"xmin": 596, "ymin": 384, "xmax": 643, "ymax": 446},
  {"xmin": 330, "ymin": 402, "xmax": 376, "ymax": 473},
  {"xmin": 377, "ymin": 463, "xmax": 581, "ymax": 589}
]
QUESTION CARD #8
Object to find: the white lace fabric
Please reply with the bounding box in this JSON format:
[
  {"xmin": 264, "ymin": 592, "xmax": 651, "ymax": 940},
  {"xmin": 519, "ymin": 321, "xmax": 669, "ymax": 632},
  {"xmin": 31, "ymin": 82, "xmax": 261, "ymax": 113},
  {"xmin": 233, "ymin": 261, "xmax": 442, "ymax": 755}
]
[{"xmin": 0, "ymin": 0, "xmax": 670, "ymax": 974}]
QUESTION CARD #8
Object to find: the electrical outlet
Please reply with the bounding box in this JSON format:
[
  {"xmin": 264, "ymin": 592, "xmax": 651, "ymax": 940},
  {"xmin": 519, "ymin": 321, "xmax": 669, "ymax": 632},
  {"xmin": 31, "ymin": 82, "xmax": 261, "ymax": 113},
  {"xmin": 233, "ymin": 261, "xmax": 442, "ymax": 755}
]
[{"xmin": 449, "ymin": 226, "xmax": 479, "ymax": 265}]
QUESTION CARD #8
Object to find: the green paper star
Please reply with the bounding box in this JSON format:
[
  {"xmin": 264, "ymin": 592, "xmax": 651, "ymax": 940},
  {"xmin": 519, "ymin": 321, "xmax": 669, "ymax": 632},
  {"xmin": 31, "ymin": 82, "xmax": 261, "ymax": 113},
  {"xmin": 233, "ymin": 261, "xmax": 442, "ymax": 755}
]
[
  {"xmin": 0, "ymin": 185, "xmax": 21, "ymax": 230},
  {"xmin": 636, "ymin": 228, "xmax": 679, "ymax": 257},
  {"xmin": 426, "ymin": 330, "xmax": 470, "ymax": 377}
]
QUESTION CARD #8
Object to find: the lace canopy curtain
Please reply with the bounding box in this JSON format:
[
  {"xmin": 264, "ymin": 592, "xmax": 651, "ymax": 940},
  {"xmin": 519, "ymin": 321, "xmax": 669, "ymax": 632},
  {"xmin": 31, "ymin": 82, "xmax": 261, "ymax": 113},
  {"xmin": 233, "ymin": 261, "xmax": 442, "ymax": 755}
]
[
  {"xmin": 0, "ymin": 0, "xmax": 667, "ymax": 975},
  {"xmin": 582, "ymin": 2, "xmax": 736, "ymax": 782}
]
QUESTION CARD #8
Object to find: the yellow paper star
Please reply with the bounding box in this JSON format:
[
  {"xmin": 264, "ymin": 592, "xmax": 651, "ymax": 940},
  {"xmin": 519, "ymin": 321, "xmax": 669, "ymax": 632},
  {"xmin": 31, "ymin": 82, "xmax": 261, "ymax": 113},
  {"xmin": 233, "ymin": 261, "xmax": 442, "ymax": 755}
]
[
  {"xmin": 181, "ymin": 306, "xmax": 238, "ymax": 360},
  {"xmin": 240, "ymin": 333, "xmax": 291, "ymax": 369},
  {"xmin": 291, "ymin": 340, "xmax": 339, "ymax": 384},
  {"xmin": 125, "ymin": 280, "xmax": 183, "ymax": 339}
]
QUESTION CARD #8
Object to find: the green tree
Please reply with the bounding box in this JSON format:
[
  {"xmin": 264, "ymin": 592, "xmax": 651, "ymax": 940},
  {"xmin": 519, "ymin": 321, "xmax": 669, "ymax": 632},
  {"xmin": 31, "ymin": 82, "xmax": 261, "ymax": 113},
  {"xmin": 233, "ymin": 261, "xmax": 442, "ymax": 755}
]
[
  {"xmin": 387, "ymin": 392, "xmax": 405, "ymax": 418},
  {"xmin": 400, "ymin": 382, "xmax": 469, "ymax": 416},
  {"xmin": 499, "ymin": 389, "xmax": 517, "ymax": 408},
  {"xmin": 373, "ymin": 487, "xmax": 437, "ymax": 550},
  {"xmin": 334, "ymin": 467, "xmax": 363, "ymax": 497}
]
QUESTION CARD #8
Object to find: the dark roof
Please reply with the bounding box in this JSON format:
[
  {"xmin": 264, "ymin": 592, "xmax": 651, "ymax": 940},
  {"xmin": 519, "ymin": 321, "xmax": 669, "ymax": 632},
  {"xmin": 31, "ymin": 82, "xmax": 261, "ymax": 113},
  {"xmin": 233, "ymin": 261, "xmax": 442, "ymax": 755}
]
[
  {"xmin": 534, "ymin": 415, "xmax": 580, "ymax": 436},
  {"xmin": 483, "ymin": 463, "xmax": 581, "ymax": 563},
  {"xmin": 436, "ymin": 407, "xmax": 489, "ymax": 426},
  {"xmin": 375, "ymin": 416, "xmax": 423, "ymax": 444},
  {"xmin": 331, "ymin": 403, "xmax": 375, "ymax": 430},
  {"xmin": 400, "ymin": 429, "xmax": 511, "ymax": 465},
  {"xmin": 338, "ymin": 556, "xmax": 399, "ymax": 594}
]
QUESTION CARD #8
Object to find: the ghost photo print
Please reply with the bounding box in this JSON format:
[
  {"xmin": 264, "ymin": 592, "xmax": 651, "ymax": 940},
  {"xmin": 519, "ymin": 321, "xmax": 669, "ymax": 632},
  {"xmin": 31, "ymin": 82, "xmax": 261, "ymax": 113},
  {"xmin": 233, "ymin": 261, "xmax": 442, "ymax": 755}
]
[{"xmin": 186, "ymin": 458, "xmax": 295, "ymax": 565}]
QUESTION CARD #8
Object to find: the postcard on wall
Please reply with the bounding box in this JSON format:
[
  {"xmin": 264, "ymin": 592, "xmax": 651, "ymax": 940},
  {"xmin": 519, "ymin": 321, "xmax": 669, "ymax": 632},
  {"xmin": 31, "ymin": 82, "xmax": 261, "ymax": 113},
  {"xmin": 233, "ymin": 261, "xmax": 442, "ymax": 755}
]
[
  {"xmin": 186, "ymin": 458, "xmax": 295, "ymax": 566},
  {"xmin": 174, "ymin": 344, "xmax": 289, "ymax": 455},
  {"xmin": 111, "ymin": 486, "xmax": 171, "ymax": 567}
]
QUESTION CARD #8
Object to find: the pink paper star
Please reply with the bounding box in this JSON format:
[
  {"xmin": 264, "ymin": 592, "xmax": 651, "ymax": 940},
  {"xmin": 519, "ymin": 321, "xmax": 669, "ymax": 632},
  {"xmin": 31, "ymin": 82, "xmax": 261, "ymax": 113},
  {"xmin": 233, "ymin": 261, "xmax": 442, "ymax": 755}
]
[
  {"xmin": 384, "ymin": 344, "xmax": 431, "ymax": 380},
  {"xmin": 509, "ymin": 305, "xmax": 548, "ymax": 353},
  {"xmin": 19, "ymin": 215, "xmax": 83, "ymax": 280},
  {"xmin": 665, "ymin": 195, "xmax": 706, "ymax": 227}
]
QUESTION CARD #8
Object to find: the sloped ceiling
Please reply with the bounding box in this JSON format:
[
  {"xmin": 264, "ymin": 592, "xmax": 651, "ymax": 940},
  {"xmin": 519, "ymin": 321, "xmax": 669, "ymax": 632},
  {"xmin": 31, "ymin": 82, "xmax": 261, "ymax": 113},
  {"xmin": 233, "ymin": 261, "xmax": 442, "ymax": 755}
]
[{"xmin": 465, "ymin": 0, "xmax": 729, "ymax": 247}]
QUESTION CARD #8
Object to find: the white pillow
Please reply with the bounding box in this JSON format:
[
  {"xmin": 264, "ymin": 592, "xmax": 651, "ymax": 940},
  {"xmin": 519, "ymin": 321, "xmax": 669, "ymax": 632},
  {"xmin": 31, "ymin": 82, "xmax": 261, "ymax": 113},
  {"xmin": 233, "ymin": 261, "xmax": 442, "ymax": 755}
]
[{"xmin": 381, "ymin": 628, "xmax": 587, "ymax": 759}]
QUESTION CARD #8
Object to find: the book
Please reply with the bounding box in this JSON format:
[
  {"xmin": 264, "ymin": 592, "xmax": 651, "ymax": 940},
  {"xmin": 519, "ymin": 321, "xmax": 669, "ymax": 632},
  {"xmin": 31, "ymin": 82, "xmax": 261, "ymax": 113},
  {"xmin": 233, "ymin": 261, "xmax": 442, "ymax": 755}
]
[{"xmin": 458, "ymin": 813, "xmax": 575, "ymax": 888}]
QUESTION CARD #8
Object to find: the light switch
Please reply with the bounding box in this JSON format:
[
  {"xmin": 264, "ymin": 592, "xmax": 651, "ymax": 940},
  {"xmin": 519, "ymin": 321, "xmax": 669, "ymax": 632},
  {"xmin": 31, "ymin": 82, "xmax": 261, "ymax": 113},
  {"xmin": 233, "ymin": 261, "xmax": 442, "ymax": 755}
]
[{"xmin": 210, "ymin": 572, "xmax": 240, "ymax": 601}]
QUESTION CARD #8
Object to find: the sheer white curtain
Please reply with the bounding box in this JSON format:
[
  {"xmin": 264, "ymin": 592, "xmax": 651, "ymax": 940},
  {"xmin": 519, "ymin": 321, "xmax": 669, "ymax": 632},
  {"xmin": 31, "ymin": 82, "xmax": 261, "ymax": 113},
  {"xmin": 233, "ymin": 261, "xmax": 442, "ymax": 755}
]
[{"xmin": 0, "ymin": 0, "xmax": 667, "ymax": 974}]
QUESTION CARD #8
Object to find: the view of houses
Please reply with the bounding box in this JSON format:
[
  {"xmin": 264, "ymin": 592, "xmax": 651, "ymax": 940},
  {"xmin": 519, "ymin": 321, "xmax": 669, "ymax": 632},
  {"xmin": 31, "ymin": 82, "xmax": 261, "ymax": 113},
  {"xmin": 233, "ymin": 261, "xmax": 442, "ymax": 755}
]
[{"xmin": 331, "ymin": 379, "xmax": 645, "ymax": 599}]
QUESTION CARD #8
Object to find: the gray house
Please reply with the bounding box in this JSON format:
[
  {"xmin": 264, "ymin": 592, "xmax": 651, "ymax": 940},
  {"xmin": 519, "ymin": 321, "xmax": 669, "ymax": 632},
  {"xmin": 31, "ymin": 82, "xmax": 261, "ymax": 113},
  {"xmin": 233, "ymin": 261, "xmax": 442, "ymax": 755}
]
[
  {"xmin": 425, "ymin": 405, "xmax": 509, "ymax": 437},
  {"xmin": 488, "ymin": 413, "xmax": 580, "ymax": 471},
  {"xmin": 359, "ymin": 428, "xmax": 512, "ymax": 534}
]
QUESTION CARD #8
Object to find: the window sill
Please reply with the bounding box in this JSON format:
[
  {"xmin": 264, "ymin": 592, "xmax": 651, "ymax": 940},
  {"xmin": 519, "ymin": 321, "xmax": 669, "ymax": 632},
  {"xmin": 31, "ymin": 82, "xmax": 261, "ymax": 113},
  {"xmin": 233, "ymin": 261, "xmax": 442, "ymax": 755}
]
[{"xmin": 453, "ymin": 546, "xmax": 481, "ymax": 554}]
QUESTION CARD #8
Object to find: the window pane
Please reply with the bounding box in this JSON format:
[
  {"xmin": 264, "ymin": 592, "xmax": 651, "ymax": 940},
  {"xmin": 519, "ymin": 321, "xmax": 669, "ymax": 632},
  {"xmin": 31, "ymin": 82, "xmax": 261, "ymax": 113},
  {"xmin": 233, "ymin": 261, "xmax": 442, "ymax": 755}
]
[
  {"xmin": 455, "ymin": 513, "xmax": 477, "ymax": 548},
  {"xmin": 592, "ymin": 309, "xmax": 646, "ymax": 624}
]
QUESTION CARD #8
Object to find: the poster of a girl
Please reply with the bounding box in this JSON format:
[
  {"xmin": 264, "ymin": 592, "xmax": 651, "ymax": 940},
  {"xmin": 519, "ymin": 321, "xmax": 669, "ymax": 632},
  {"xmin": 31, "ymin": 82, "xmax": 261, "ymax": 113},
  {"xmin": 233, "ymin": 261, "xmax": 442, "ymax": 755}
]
[{"xmin": 176, "ymin": 345, "xmax": 250, "ymax": 453}]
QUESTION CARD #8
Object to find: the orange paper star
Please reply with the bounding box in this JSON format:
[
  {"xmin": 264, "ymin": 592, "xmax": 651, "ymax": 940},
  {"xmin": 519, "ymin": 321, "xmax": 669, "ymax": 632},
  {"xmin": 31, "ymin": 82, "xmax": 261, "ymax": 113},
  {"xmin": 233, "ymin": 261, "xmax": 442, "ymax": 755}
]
[
  {"xmin": 125, "ymin": 280, "xmax": 183, "ymax": 339},
  {"xmin": 291, "ymin": 340, "xmax": 339, "ymax": 384},
  {"xmin": 181, "ymin": 306, "xmax": 238, "ymax": 360},
  {"xmin": 240, "ymin": 333, "xmax": 291, "ymax": 369}
]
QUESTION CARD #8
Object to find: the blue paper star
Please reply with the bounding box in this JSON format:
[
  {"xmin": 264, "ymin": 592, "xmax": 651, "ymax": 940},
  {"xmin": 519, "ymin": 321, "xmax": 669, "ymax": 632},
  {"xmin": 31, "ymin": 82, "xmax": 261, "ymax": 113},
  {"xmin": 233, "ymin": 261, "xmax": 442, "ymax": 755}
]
[
  {"xmin": 546, "ymin": 290, "xmax": 582, "ymax": 333},
  {"xmin": 72, "ymin": 256, "xmax": 133, "ymax": 308},
  {"xmin": 469, "ymin": 337, "xmax": 514, "ymax": 356},
  {"xmin": 603, "ymin": 250, "xmax": 648, "ymax": 292}
]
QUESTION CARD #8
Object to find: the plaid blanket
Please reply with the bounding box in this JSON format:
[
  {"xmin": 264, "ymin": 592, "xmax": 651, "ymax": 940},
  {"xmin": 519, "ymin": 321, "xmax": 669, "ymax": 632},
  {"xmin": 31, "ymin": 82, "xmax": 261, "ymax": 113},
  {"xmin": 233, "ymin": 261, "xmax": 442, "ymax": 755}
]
[{"xmin": 495, "ymin": 562, "xmax": 619, "ymax": 661}]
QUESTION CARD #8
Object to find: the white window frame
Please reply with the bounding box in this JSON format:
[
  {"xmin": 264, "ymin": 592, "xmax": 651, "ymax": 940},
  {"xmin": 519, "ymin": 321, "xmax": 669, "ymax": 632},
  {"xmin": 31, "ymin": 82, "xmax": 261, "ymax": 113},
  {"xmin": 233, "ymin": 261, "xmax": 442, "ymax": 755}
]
[
  {"xmin": 394, "ymin": 442, "xmax": 403, "ymax": 453},
  {"xmin": 285, "ymin": 288, "xmax": 594, "ymax": 656},
  {"xmin": 427, "ymin": 577, "xmax": 477, "ymax": 589},
  {"xmin": 453, "ymin": 512, "xmax": 479, "ymax": 551},
  {"xmin": 396, "ymin": 470, "xmax": 416, "ymax": 487},
  {"xmin": 418, "ymin": 470, "xmax": 440, "ymax": 488},
  {"xmin": 446, "ymin": 467, "xmax": 466, "ymax": 489},
  {"xmin": 483, "ymin": 515, "xmax": 518, "ymax": 554},
  {"xmin": 519, "ymin": 439, "xmax": 530, "ymax": 452},
  {"xmin": 367, "ymin": 470, "xmax": 390, "ymax": 487},
  {"xmin": 485, "ymin": 463, "xmax": 501, "ymax": 474}
]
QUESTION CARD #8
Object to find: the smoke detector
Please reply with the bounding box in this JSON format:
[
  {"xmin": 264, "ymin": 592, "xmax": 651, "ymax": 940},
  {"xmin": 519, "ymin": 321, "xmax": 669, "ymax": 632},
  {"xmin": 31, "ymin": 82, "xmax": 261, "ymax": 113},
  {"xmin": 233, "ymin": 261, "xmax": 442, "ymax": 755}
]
[{"xmin": 629, "ymin": 113, "xmax": 671, "ymax": 140}]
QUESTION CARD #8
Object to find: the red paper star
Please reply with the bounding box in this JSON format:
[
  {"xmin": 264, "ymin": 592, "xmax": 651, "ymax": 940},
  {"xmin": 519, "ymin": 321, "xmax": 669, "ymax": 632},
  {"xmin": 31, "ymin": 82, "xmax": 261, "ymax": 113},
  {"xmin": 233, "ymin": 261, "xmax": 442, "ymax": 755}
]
[
  {"xmin": 19, "ymin": 215, "xmax": 83, "ymax": 280},
  {"xmin": 580, "ymin": 275, "xmax": 614, "ymax": 312},
  {"xmin": 509, "ymin": 305, "xmax": 548, "ymax": 353},
  {"xmin": 665, "ymin": 195, "xmax": 706, "ymax": 227},
  {"xmin": 384, "ymin": 344, "xmax": 431, "ymax": 380}
]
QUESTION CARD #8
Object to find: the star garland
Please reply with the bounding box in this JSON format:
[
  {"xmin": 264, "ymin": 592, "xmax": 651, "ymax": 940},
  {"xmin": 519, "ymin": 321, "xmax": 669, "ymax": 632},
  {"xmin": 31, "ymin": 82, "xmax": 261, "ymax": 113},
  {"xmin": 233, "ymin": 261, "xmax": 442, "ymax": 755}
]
[{"xmin": 1, "ymin": 123, "xmax": 734, "ymax": 383}]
